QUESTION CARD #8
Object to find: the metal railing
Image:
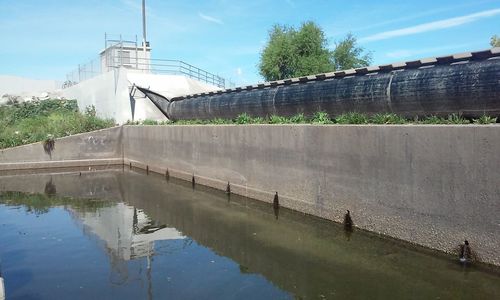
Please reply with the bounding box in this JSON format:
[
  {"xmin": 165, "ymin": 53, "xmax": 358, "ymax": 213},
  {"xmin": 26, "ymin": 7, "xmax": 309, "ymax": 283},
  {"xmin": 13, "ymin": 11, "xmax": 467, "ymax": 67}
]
[
  {"xmin": 64, "ymin": 51, "xmax": 231, "ymax": 88},
  {"xmin": 64, "ymin": 33, "xmax": 233, "ymax": 89},
  {"xmin": 64, "ymin": 57, "xmax": 102, "ymax": 88},
  {"xmin": 105, "ymin": 57, "xmax": 227, "ymax": 88}
]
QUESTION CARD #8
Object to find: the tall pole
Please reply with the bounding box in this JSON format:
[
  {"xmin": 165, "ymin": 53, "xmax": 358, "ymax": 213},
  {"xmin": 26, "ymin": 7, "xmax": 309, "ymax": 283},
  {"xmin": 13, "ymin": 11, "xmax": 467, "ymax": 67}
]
[{"xmin": 142, "ymin": 0, "xmax": 147, "ymax": 53}]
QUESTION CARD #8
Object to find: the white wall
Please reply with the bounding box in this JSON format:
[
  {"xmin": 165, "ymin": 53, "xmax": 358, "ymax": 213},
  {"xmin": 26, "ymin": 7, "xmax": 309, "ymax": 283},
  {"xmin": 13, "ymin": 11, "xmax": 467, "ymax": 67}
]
[
  {"xmin": 0, "ymin": 75, "xmax": 61, "ymax": 101},
  {"xmin": 62, "ymin": 68, "xmax": 133, "ymax": 123},
  {"xmin": 61, "ymin": 68, "xmax": 220, "ymax": 124}
]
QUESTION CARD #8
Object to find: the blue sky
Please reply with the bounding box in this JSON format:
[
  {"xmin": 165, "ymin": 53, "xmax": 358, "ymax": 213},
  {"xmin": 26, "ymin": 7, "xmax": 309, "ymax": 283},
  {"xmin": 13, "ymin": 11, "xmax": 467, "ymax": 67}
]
[{"xmin": 0, "ymin": 0, "xmax": 499, "ymax": 85}]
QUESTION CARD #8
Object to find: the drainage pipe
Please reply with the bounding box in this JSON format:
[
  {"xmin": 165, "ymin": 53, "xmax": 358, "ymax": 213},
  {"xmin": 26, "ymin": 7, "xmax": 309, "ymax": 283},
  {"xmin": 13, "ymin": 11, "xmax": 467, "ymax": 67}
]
[{"xmin": 138, "ymin": 48, "xmax": 500, "ymax": 120}]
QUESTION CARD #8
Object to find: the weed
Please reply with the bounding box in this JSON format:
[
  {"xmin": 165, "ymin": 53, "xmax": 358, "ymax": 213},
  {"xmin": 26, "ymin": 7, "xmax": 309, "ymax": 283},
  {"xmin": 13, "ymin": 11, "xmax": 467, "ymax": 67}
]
[
  {"xmin": 43, "ymin": 135, "xmax": 55, "ymax": 156},
  {"xmin": 335, "ymin": 112, "xmax": 368, "ymax": 124},
  {"xmin": 251, "ymin": 117, "xmax": 266, "ymax": 123},
  {"xmin": 117, "ymin": 110, "xmax": 498, "ymax": 127},
  {"xmin": 420, "ymin": 115, "xmax": 445, "ymax": 124},
  {"xmin": 446, "ymin": 113, "xmax": 470, "ymax": 124},
  {"xmin": 312, "ymin": 111, "xmax": 333, "ymax": 124},
  {"xmin": 289, "ymin": 113, "xmax": 307, "ymax": 123},
  {"xmin": 142, "ymin": 119, "xmax": 159, "ymax": 125},
  {"xmin": 125, "ymin": 120, "xmax": 140, "ymax": 125},
  {"xmin": 0, "ymin": 99, "xmax": 114, "ymax": 149},
  {"xmin": 370, "ymin": 113, "xmax": 407, "ymax": 124},
  {"xmin": 211, "ymin": 118, "xmax": 231, "ymax": 124},
  {"xmin": 473, "ymin": 115, "xmax": 497, "ymax": 124},
  {"xmin": 235, "ymin": 113, "xmax": 252, "ymax": 124},
  {"xmin": 84, "ymin": 105, "xmax": 97, "ymax": 117},
  {"xmin": 269, "ymin": 115, "xmax": 288, "ymax": 124}
]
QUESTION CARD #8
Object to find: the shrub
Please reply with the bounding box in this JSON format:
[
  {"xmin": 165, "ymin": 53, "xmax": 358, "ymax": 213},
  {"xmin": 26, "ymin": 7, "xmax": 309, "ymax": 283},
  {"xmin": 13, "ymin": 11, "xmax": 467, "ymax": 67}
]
[
  {"xmin": 312, "ymin": 111, "xmax": 333, "ymax": 124},
  {"xmin": 0, "ymin": 99, "xmax": 114, "ymax": 149}
]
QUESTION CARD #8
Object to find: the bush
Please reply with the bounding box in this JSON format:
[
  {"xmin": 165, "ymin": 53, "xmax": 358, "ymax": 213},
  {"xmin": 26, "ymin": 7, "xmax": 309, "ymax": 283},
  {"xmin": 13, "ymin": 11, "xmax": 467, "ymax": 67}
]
[{"xmin": 0, "ymin": 99, "xmax": 114, "ymax": 149}]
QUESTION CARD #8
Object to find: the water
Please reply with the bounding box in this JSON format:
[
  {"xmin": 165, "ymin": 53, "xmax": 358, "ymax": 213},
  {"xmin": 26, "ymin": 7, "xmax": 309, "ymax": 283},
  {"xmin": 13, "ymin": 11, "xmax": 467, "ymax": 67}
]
[{"xmin": 0, "ymin": 169, "xmax": 499, "ymax": 299}]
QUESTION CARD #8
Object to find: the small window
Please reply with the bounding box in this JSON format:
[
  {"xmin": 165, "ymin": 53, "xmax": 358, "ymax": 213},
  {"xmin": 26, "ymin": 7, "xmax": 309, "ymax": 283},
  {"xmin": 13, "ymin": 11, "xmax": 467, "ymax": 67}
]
[{"xmin": 119, "ymin": 50, "xmax": 131, "ymax": 65}]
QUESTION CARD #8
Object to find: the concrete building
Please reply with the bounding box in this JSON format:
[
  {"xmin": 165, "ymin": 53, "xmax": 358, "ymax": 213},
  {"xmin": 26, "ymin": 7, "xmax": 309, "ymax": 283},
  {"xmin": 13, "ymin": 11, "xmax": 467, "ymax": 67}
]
[
  {"xmin": 99, "ymin": 35, "xmax": 152, "ymax": 73},
  {"xmin": 62, "ymin": 34, "xmax": 225, "ymax": 124}
]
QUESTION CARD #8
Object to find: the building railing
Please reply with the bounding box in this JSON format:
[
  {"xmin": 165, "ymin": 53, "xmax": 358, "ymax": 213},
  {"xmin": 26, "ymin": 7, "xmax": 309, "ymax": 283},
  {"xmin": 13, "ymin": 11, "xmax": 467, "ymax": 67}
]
[
  {"xmin": 110, "ymin": 57, "xmax": 227, "ymax": 88},
  {"xmin": 64, "ymin": 56, "xmax": 231, "ymax": 89},
  {"xmin": 64, "ymin": 57, "xmax": 102, "ymax": 88}
]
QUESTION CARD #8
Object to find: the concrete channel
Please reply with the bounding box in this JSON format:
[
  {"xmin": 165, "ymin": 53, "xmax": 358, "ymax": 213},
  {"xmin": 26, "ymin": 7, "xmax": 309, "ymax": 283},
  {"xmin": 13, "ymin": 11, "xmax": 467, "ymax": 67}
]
[{"xmin": 0, "ymin": 125, "xmax": 499, "ymax": 267}]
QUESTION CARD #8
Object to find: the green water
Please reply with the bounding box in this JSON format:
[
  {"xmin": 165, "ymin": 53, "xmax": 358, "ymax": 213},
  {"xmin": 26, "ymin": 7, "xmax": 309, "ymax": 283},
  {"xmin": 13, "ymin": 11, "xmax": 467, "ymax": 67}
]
[{"xmin": 0, "ymin": 169, "xmax": 499, "ymax": 299}]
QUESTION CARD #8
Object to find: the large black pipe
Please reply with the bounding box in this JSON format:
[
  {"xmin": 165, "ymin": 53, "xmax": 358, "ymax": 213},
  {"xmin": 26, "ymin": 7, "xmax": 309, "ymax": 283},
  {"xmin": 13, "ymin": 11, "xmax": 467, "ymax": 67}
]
[{"xmin": 137, "ymin": 50, "xmax": 500, "ymax": 120}]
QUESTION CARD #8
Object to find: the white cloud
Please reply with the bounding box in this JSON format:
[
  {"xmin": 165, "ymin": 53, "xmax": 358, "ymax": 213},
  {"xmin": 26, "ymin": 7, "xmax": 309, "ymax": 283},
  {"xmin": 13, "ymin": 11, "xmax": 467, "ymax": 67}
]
[
  {"xmin": 198, "ymin": 12, "xmax": 223, "ymax": 25},
  {"xmin": 360, "ymin": 8, "xmax": 500, "ymax": 43},
  {"xmin": 236, "ymin": 67, "xmax": 243, "ymax": 76}
]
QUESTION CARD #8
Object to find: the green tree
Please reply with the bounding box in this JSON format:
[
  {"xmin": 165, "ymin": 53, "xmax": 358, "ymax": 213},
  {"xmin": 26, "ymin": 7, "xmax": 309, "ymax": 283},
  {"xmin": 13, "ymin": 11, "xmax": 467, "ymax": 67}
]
[
  {"xmin": 292, "ymin": 22, "xmax": 333, "ymax": 77},
  {"xmin": 259, "ymin": 22, "xmax": 371, "ymax": 81},
  {"xmin": 258, "ymin": 25, "xmax": 298, "ymax": 81},
  {"xmin": 332, "ymin": 33, "xmax": 372, "ymax": 70},
  {"xmin": 491, "ymin": 35, "xmax": 500, "ymax": 47}
]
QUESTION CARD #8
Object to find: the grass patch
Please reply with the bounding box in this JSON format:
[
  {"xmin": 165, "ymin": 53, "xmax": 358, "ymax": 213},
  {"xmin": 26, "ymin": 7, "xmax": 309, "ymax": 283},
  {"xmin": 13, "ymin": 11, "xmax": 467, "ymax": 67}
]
[
  {"xmin": 312, "ymin": 111, "xmax": 334, "ymax": 124},
  {"xmin": 0, "ymin": 99, "xmax": 115, "ymax": 149},
  {"xmin": 336, "ymin": 112, "xmax": 368, "ymax": 124},
  {"xmin": 127, "ymin": 112, "xmax": 499, "ymax": 126},
  {"xmin": 473, "ymin": 115, "xmax": 497, "ymax": 124},
  {"xmin": 370, "ymin": 113, "xmax": 407, "ymax": 124}
]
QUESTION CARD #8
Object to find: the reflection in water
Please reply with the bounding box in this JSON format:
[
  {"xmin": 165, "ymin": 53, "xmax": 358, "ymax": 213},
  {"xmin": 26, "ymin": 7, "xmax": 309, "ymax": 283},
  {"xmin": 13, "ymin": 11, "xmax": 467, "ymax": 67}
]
[
  {"xmin": 73, "ymin": 202, "xmax": 184, "ymax": 261},
  {"xmin": 44, "ymin": 178, "xmax": 56, "ymax": 197},
  {"xmin": 0, "ymin": 170, "xmax": 499, "ymax": 300},
  {"xmin": 343, "ymin": 209, "xmax": 353, "ymax": 231},
  {"xmin": 273, "ymin": 204, "xmax": 280, "ymax": 220}
]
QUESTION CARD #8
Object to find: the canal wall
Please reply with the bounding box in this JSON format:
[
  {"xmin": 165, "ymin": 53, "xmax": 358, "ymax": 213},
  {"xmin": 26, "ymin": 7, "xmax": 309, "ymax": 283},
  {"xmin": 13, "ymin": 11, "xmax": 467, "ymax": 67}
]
[
  {"xmin": 122, "ymin": 125, "xmax": 500, "ymax": 266},
  {"xmin": 1, "ymin": 124, "xmax": 499, "ymax": 266},
  {"xmin": 0, "ymin": 126, "xmax": 123, "ymax": 171}
]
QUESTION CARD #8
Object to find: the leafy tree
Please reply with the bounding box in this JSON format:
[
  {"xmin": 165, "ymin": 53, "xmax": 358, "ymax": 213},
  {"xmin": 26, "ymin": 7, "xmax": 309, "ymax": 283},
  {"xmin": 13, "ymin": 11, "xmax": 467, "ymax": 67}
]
[
  {"xmin": 292, "ymin": 22, "xmax": 333, "ymax": 77},
  {"xmin": 259, "ymin": 22, "xmax": 371, "ymax": 81},
  {"xmin": 332, "ymin": 33, "xmax": 372, "ymax": 70},
  {"xmin": 259, "ymin": 25, "xmax": 298, "ymax": 81},
  {"xmin": 491, "ymin": 35, "xmax": 500, "ymax": 47}
]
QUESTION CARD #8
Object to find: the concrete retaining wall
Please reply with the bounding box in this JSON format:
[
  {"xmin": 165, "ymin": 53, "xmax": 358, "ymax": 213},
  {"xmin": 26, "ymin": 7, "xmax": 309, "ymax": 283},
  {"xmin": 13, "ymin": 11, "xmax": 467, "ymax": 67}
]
[
  {"xmin": 0, "ymin": 127, "xmax": 123, "ymax": 171},
  {"xmin": 1, "ymin": 124, "xmax": 499, "ymax": 266},
  {"xmin": 122, "ymin": 125, "xmax": 500, "ymax": 266}
]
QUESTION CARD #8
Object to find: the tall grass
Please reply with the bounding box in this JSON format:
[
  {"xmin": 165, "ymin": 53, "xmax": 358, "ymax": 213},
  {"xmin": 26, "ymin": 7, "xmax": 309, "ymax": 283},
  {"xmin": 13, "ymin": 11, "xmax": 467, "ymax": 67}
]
[{"xmin": 0, "ymin": 100, "xmax": 115, "ymax": 149}]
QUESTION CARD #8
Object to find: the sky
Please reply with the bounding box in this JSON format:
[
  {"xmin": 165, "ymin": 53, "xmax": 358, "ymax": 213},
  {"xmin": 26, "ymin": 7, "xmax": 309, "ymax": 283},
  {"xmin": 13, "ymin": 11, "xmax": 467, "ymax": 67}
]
[{"xmin": 0, "ymin": 0, "xmax": 499, "ymax": 85}]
